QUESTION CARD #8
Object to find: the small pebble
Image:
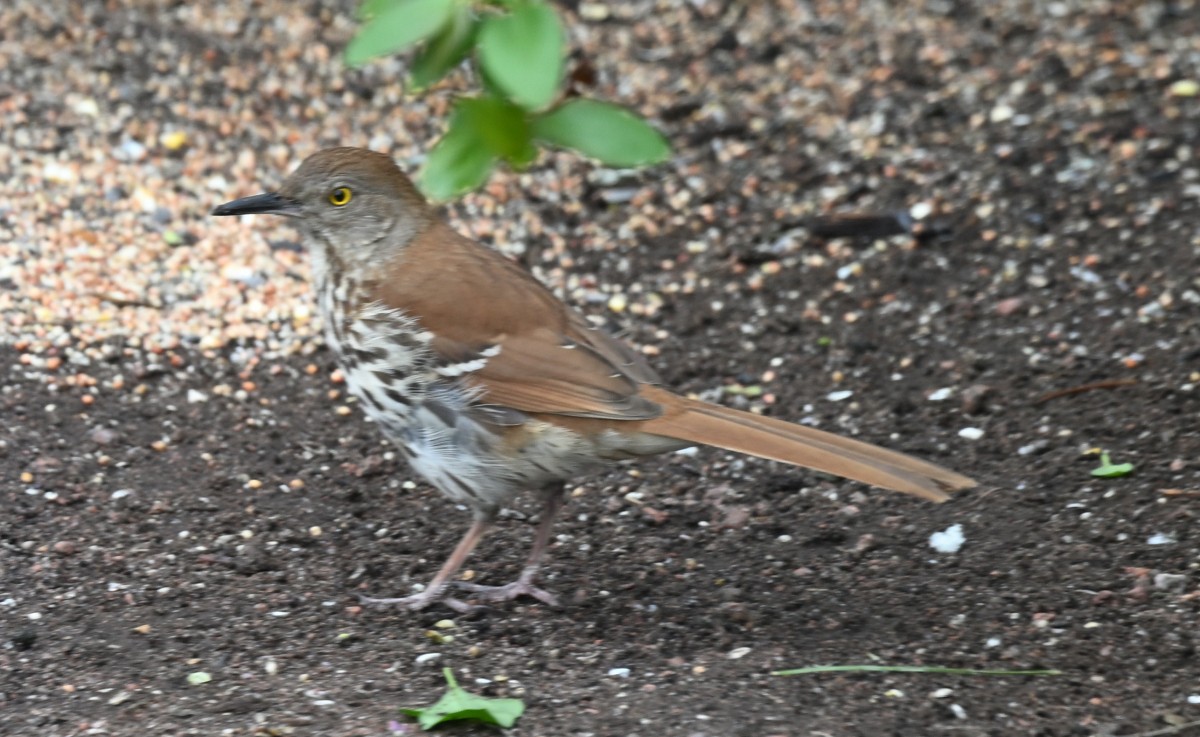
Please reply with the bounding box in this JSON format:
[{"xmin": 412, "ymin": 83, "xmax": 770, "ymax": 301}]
[
  {"xmin": 927, "ymin": 387, "xmax": 953, "ymax": 402},
  {"xmin": 929, "ymin": 524, "xmax": 965, "ymax": 553},
  {"xmin": 1153, "ymin": 573, "xmax": 1187, "ymax": 591}
]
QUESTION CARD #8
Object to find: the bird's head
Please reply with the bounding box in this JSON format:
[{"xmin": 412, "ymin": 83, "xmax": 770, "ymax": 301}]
[{"xmin": 212, "ymin": 147, "xmax": 433, "ymax": 274}]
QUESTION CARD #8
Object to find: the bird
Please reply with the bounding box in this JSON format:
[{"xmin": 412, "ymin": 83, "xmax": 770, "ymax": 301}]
[{"xmin": 212, "ymin": 147, "xmax": 976, "ymax": 613}]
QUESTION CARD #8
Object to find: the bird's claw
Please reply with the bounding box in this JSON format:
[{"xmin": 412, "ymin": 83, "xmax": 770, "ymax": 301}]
[
  {"xmin": 356, "ymin": 591, "xmax": 480, "ymax": 614},
  {"xmin": 452, "ymin": 579, "xmax": 560, "ymax": 606}
]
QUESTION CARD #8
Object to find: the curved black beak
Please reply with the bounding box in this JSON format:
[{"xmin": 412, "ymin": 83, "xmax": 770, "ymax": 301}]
[{"xmin": 211, "ymin": 192, "xmax": 301, "ymax": 217}]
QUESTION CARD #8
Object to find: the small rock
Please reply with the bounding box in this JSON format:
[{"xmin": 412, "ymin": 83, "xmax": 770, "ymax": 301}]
[
  {"xmin": 115, "ymin": 138, "xmax": 148, "ymax": 162},
  {"xmin": 854, "ymin": 533, "xmax": 877, "ymax": 553},
  {"xmin": 994, "ymin": 297, "xmax": 1024, "ymax": 316},
  {"xmin": 1153, "ymin": 573, "xmax": 1187, "ymax": 591},
  {"xmin": 1017, "ymin": 439, "xmax": 1050, "ymax": 456},
  {"xmin": 1168, "ymin": 79, "xmax": 1199, "ymax": 97},
  {"xmin": 989, "ymin": 104, "xmax": 1015, "ymax": 123},
  {"xmin": 187, "ymin": 389, "xmax": 208, "ymax": 404},
  {"xmin": 929, "ymin": 524, "xmax": 965, "ymax": 553},
  {"xmin": 89, "ymin": 427, "xmax": 119, "ymax": 445}
]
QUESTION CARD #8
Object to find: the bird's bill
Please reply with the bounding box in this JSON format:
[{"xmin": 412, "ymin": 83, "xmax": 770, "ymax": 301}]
[{"xmin": 211, "ymin": 192, "xmax": 301, "ymax": 218}]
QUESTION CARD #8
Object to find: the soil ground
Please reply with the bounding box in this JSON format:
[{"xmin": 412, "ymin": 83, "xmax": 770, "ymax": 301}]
[{"xmin": 2, "ymin": 1, "xmax": 1199, "ymax": 735}]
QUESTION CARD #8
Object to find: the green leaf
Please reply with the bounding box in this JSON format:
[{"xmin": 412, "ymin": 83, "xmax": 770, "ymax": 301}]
[
  {"xmin": 477, "ymin": 1, "xmax": 565, "ymax": 110},
  {"xmin": 1091, "ymin": 451, "xmax": 1134, "ymax": 478},
  {"xmin": 773, "ymin": 665, "xmax": 1062, "ymax": 677},
  {"xmin": 410, "ymin": 4, "xmax": 478, "ymax": 89},
  {"xmin": 400, "ymin": 668, "xmax": 525, "ymax": 729},
  {"xmin": 419, "ymin": 95, "xmax": 537, "ymax": 198},
  {"xmin": 457, "ymin": 96, "xmax": 536, "ymax": 167},
  {"xmin": 346, "ymin": 0, "xmax": 456, "ymax": 67},
  {"xmin": 186, "ymin": 671, "xmax": 212, "ymax": 685},
  {"xmin": 533, "ymin": 99, "xmax": 671, "ymax": 167},
  {"xmin": 419, "ymin": 109, "xmax": 497, "ymax": 201}
]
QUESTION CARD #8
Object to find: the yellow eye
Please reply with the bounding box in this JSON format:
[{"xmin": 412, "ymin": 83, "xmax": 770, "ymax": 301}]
[{"xmin": 328, "ymin": 187, "xmax": 352, "ymax": 206}]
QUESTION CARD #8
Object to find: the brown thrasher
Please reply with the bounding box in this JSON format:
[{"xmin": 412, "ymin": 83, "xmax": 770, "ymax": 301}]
[{"xmin": 213, "ymin": 148, "xmax": 975, "ymax": 613}]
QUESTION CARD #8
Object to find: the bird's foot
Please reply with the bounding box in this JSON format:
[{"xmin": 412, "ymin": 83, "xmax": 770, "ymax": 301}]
[
  {"xmin": 452, "ymin": 579, "xmax": 560, "ymax": 606},
  {"xmin": 357, "ymin": 590, "xmax": 478, "ymax": 614}
]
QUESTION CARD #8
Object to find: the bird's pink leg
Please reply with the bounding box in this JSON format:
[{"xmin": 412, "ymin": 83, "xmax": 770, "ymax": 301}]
[
  {"xmin": 359, "ymin": 518, "xmax": 491, "ymax": 613},
  {"xmin": 453, "ymin": 491, "xmax": 564, "ymax": 606}
]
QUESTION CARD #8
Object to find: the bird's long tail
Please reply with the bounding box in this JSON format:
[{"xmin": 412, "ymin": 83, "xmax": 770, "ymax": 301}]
[{"xmin": 641, "ymin": 388, "xmax": 976, "ymax": 502}]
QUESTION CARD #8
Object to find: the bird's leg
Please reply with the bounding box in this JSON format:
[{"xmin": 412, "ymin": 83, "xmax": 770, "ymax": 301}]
[
  {"xmin": 359, "ymin": 517, "xmax": 491, "ymax": 613},
  {"xmin": 454, "ymin": 489, "xmax": 564, "ymax": 606}
]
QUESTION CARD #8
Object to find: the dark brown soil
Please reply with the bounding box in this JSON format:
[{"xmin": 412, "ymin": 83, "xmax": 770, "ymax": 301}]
[{"xmin": 3, "ymin": 1, "xmax": 1200, "ymax": 735}]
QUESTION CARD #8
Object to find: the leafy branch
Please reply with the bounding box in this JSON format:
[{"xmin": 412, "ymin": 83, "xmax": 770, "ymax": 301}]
[{"xmin": 348, "ymin": 0, "xmax": 671, "ymax": 200}]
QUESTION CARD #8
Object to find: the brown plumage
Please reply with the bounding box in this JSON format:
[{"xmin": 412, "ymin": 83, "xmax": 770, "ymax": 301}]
[{"xmin": 213, "ymin": 147, "xmax": 976, "ymax": 613}]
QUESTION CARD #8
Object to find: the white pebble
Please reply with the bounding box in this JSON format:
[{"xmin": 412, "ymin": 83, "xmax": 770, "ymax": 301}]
[
  {"xmin": 187, "ymin": 390, "xmax": 209, "ymax": 404},
  {"xmin": 826, "ymin": 390, "xmax": 854, "ymax": 402},
  {"xmin": 929, "ymin": 524, "xmax": 965, "ymax": 553},
  {"xmin": 910, "ymin": 201, "xmax": 934, "ymax": 220},
  {"xmin": 727, "ymin": 646, "xmax": 752, "ymax": 660},
  {"xmin": 931, "ymin": 688, "xmax": 953, "ymax": 699},
  {"xmin": 607, "ymin": 667, "xmax": 631, "ymax": 678},
  {"xmin": 1154, "ymin": 573, "xmax": 1187, "ymax": 591},
  {"xmin": 958, "ymin": 427, "xmax": 985, "ymax": 440},
  {"xmin": 415, "ymin": 653, "xmax": 442, "ymax": 665},
  {"xmin": 927, "ymin": 387, "xmax": 953, "ymax": 402},
  {"xmin": 43, "ymin": 161, "xmax": 77, "ymax": 184},
  {"xmin": 950, "ymin": 703, "xmax": 968, "ymax": 719},
  {"xmin": 1147, "ymin": 533, "xmax": 1176, "ymax": 546}
]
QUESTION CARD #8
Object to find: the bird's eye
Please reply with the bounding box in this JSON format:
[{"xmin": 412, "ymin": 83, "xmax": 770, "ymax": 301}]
[{"xmin": 328, "ymin": 187, "xmax": 352, "ymax": 206}]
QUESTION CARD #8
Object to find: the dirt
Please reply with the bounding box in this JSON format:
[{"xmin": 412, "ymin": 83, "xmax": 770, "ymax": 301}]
[{"xmin": 3, "ymin": 1, "xmax": 1200, "ymax": 736}]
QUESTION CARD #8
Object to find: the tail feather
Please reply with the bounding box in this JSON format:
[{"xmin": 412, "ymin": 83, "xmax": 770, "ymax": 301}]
[{"xmin": 644, "ymin": 393, "xmax": 976, "ymax": 502}]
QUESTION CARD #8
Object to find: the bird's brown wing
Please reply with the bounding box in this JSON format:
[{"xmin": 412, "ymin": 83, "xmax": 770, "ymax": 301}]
[{"xmin": 375, "ymin": 222, "xmax": 663, "ymax": 420}]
